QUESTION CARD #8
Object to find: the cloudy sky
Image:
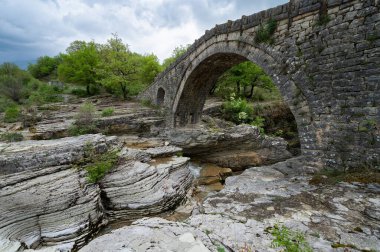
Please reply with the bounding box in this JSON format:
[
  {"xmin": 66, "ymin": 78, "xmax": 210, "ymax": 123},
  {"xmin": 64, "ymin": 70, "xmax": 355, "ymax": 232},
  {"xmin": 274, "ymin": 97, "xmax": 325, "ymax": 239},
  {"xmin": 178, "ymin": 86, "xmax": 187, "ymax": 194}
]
[{"xmin": 0, "ymin": 0, "xmax": 287, "ymax": 68}]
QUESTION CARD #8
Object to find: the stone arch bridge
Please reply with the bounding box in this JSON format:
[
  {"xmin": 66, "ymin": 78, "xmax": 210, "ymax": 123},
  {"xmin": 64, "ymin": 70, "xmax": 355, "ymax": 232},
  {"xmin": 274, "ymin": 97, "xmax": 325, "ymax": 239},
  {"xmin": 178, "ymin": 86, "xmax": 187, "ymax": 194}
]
[{"xmin": 139, "ymin": 0, "xmax": 380, "ymax": 169}]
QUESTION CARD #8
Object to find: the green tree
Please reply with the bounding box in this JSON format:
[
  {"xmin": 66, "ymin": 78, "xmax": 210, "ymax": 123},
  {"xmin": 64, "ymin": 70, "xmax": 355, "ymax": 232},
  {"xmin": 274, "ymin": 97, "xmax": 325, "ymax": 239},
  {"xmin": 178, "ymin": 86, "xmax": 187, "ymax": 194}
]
[
  {"xmin": 138, "ymin": 53, "xmax": 161, "ymax": 85},
  {"xmin": 213, "ymin": 61, "xmax": 275, "ymax": 99},
  {"xmin": 161, "ymin": 45, "xmax": 189, "ymax": 70},
  {"xmin": 28, "ymin": 55, "xmax": 62, "ymax": 79},
  {"xmin": 0, "ymin": 62, "xmax": 31, "ymax": 102},
  {"xmin": 58, "ymin": 41, "xmax": 101, "ymax": 95},
  {"xmin": 97, "ymin": 35, "xmax": 141, "ymax": 99}
]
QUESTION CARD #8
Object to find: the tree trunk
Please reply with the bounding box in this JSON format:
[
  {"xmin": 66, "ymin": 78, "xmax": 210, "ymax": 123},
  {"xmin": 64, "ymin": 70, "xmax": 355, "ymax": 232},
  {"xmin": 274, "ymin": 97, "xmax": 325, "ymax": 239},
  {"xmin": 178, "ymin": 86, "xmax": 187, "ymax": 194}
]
[
  {"xmin": 121, "ymin": 83, "xmax": 128, "ymax": 100},
  {"xmin": 236, "ymin": 80, "xmax": 240, "ymax": 96},
  {"xmin": 209, "ymin": 83, "xmax": 217, "ymax": 95},
  {"xmin": 246, "ymin": 84, "xmax": 254, "ymax": 98}
]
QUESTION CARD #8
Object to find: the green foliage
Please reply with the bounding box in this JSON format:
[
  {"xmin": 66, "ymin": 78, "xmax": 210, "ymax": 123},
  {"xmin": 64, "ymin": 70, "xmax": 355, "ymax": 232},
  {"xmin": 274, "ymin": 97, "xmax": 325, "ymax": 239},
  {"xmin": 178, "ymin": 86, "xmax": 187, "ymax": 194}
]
[
  {"xmin": 222, "ymin": 95, "xmax": 254, "ymax": 124},
  {"xmin": 68, "ymin": 102, "xmax": 98, "ymax": 136},
  {"xmin": 255, "ymin": 19, "xmax": 277, "ymax": 44},
  {"xmin": 213, "ymin": 61, "xmax": 277, "ymax": 101},
  {"xmin": 250, "ymin": 116, "xmax": 265, "ymax": 134},
  {"xmin": 28, "ymin": 82, "xmax": 64, "ymax": 105},
  {"xmin": 140, "ymin": 99, "xmax": 159, "ymax": 109},
  {"xmin": 0, "ymin": 62, "xmax": 31, "ymax": 103},
  {"xmin": 76, "ymin": 101, "xmax": 96, "ymax": 125},
  {"xmin": 97, "ymin": 34, "xmax": 142, "ymax": 99},
  {"xmin": 0, "ymin": 96, "xmax": 16, "ymax": 112},
  {"xmin": 0, "ymin": 132, "xmax": 24, "ymax": 142},
  {"xmin": 162, "ymin": 45, "xmax": 189, "ymax": 70},
  {"xmin": 71, "ymin": 87, "xmax": 89, "ymax": 97},
  {"xmin": 217, "ymin": 247, "xmax": 226, "ymax": 252},
  {"xmin": 309, "ymin": 164, "xmax": 380, "ymax": 185},
  {"xmin": 316, "ymin": 14, "xmax": 331, "ymax": 26},
  {"xmin": 68, "ymin": 124, "xmax": 98, "ymax": 136},
  {"xmin": 270, "ymin": 224, "xmax": 312, "ymax": 252},
  {"xmin": 3, "ymin": 105, "xmax": 21, "ymax": 123},
  {"xmin": 101, "ymin": 107, "xmax": 115, "ymax": 117},
  {"xmin": 139, "ymin": 54, "xmax": 162, "ymax": 86},
  {"xmin": 28, "ymin": 55, "xmax": 62, "ymax": 79},
  {"xmin": 80, "ymin": 144, "xmax": 119, "ymax": 183},
  {"xmin": 367, "ymin": 34, "xmax": 380, "ymax": 43},
  {"xmin": 58, "ymin": 41, "xmax": 101, "ymax": 95}
]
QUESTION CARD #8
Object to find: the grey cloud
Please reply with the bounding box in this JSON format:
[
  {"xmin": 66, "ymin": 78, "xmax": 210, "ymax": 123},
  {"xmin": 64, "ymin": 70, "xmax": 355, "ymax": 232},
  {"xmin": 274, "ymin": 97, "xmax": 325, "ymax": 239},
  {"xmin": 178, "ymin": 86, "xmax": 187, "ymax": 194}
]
[{"xmin": 0, "ymin": 0, "xmax": 288, "ymax": 68}]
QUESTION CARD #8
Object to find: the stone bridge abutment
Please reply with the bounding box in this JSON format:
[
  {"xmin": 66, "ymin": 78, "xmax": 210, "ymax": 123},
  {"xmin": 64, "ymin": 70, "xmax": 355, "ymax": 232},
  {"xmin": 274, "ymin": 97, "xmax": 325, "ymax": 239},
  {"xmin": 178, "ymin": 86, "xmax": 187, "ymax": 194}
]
[{"xmin": 139, "ymin": 0, "xmax": 380, "ymax": 169}]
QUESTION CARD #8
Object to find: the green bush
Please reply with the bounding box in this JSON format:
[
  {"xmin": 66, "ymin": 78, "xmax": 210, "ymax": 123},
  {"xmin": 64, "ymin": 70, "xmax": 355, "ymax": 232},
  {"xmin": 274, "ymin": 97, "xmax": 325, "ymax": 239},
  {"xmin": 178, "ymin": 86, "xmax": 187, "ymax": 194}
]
[
  {"xmin": 75, "ymin": 101, "xmax": 96, "ymax": 125},
  {"xmin": 68, "ymin": 124, "xmax": 98, "ymax": 136},
  {"xmin": 101, "ymin": 107, "xmax": 114, "ymax": 117},
  {"xmin": 270, "ymin": 224, "xmax": 312, "ymax": 252},
  {"xmin": 250, "ymin": 116, "xmax": 265, "ymax": 134},
  {"xmin": 68, "ymin": 101, "xmax": 98, "ymax": 136},
  {"xmin": 4, "ymin": 106, "xmax": 21, "ymax": 123},
  {"xmin": 28, "ymin": 83, "xmax": 63, "ymax": 105},
  {"xmin": 255, "ymin": 19, "xmax": 277, "ymax": 44},
  {"xmin": 82, "ymin": 147, "xmax": 119, "ymax": 183},
  {"xmin": 0, "ymin": 96, "xmax": 16, "ymax": 112},
  {"xmin": 222, "ymin": 95, "xmax": 253, "ymax": 124},
  {"xmin": 0, "ymin": 132, "xmax": 24, "ymax": 142},
  {"xmin": 71, "ymin": 88, "xmax": 89, "ymax": 97}
]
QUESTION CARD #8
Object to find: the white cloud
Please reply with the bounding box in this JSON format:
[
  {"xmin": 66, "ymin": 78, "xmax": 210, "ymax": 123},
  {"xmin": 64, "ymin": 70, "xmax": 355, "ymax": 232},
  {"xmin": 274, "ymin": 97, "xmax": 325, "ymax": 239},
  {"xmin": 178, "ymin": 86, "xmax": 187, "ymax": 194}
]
[{"xmin": 0, "ymin": 0, "xmax": 288, "ymax": 67}]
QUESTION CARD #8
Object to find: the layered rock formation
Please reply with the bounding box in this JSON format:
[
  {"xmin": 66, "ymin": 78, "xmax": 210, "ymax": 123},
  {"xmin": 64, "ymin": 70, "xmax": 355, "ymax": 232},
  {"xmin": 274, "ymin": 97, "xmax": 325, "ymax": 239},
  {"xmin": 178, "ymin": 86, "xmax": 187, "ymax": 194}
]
[
  {"xmin": 81, "ymin": 158, "xmax": 380, "ymax": 252},
  {"xmin": 79, "ymin": 218, "xmax": 216, "ymax": 252},
  {"xmin": 0, "ymin": 134, "xmax": 192, "ymax": 251},
  {"xmin": 165, "ymin": 124, "xmax": 293, "ymax": 170},
  {"xmin": 0, "ymin": 134, "xmax": 116, "ymax": 251}
]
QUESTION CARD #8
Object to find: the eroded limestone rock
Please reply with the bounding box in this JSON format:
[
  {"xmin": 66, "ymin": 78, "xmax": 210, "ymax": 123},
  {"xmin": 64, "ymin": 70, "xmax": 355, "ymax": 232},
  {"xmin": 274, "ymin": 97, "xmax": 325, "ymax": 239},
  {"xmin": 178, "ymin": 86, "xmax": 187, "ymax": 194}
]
[
  {"xmin": 165, "ymin": 124, "xmax": 292, "ymax": 170},
  {"xmin": 79, "ymin": 218, "xmax": 216, "ymax": 252},
  {"xmin": 0, "ymin": 135, "xmax": 193, "ymax": 252}
]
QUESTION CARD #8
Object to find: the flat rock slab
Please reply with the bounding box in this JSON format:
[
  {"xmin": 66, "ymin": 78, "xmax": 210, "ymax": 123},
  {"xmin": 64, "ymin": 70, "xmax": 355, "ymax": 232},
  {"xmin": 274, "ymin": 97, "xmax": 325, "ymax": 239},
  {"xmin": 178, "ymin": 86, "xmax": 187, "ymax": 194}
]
[{"xmin": 79, "ymin": 218, "xmax": 216, "ymax": 252}]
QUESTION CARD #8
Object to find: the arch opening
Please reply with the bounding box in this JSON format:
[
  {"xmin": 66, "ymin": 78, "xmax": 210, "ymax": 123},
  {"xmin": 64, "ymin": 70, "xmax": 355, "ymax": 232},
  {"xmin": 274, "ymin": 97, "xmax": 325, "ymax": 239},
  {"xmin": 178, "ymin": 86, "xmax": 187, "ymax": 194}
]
[
  {"xmin": 157, "ymin": 87, "xmax": 165, "ymax": 106},
  {"xmin": 174, "ymin": 52, "xmax": 301, "ymax": 156}
]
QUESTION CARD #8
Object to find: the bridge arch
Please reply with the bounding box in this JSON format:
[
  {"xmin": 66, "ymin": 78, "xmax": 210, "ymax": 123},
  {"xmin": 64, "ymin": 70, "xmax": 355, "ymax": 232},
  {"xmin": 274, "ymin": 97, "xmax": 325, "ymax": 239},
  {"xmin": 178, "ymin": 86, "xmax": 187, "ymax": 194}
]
[
  {"xmin": 171, "ymin": 40, "xmax": 316, "ymax": 157},
  {"xmin": 157, "ymin": 87, "xmax": 165, "ymax": 106},
  {"xmin": 140, "ymin": 0, "xmax": 380, "ymax": 169}
]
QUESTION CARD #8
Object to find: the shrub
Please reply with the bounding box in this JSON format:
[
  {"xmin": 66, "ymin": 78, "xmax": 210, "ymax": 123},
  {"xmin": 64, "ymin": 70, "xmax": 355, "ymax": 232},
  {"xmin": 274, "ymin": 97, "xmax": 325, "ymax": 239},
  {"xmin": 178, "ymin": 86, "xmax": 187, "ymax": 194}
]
[
  {"xmin": 250, "ymin": 116, "xmax": 265, "ymax": 134},
  {"xmin": 80, "ymin": 144, "xmax": 119, "ymax": 183},
  {"xmin": 0, "ymin": 132, "xmax": 24, "ymax": 142},
  {"xmin": 75, "ymin": 101, "xmax": 96, "ymax": 126},
  {"xmin": 68, "ymin": 101, "xmax": 98, "ymax": 136},
  {"xmin": 222, "ymin": 95, "xmax": 253, "ymax": 124},
  {"xmin": 0, "ymin": 96, "xmax": 16, "ymax": 113},
  {"xmin": 71, "ymin": 88, "xmax": 89, "ymax": 97},
  {"xmin": 28, "ymin": 83, "xmax": 63, "ymax": 105},
  {"xmin": 4, "ymin": 106, "xmax": 21, "ymax": 123},
  {"xmin": 68, "ymin": 124, "xmax": 98, "ymax": 136},
  {"xmin": 270, "ymin": 224, "xmax": 312, "ymax": 252},
  {"xmin": 101, "ymin": 107, "xmax": 114, "ymax": 117},
  {"xmin": 255, "ymin": 19, "xmax": 277, "ymax": 44},
  {"xmin": 316, "ymin": 14, "xmax": 331, "ymax": 26}
]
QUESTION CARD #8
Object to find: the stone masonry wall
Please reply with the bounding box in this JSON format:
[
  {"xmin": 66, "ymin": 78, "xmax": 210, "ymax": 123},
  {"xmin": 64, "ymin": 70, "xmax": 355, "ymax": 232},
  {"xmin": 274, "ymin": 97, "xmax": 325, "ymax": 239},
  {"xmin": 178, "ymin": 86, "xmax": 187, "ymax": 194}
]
[{"xmin": 139, "ymin": 0, "xmax": 380, "ymax": 169}]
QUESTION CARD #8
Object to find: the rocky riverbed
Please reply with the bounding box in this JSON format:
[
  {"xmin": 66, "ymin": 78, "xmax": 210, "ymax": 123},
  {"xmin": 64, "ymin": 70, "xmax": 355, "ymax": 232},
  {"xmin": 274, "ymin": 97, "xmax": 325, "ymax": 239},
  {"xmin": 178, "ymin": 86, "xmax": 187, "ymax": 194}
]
[{"xmin": 1, "ymin": 98, "xmax": 379, "ymax": 252}]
